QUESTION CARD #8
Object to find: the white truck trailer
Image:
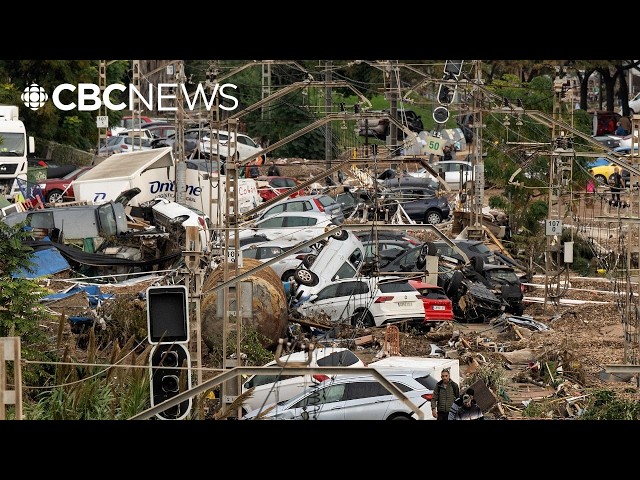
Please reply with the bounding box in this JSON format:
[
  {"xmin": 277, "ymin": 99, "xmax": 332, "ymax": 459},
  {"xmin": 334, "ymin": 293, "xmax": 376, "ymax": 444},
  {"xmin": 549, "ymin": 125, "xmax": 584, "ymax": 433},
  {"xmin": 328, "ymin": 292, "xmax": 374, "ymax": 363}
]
[
  {"xmin": 72, "ymin": 147, "xmax": 262, "ymax": 227},
  {"xmin": 0, "ymin": 105, "xmax": 35, "ymax": 202}
]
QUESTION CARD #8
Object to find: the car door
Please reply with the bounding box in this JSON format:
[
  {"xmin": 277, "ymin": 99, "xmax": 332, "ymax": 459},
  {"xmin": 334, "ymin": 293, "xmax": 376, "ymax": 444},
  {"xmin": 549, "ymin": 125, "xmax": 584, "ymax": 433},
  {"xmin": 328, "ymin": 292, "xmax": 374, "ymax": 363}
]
[
  {"xmin": 339, "ymin": 381, "xmax": 396, "ymax": 420},
  {"xmin": 300, "ymin": 283, "xmax": 353, "ymax": 321},
  {"xmin": 253, "ymin": 215, "xmax": 286, "ymax": 240},
  {"xmin": 283, "ymin": 383, "xmax": 347, "ymax": 420}
]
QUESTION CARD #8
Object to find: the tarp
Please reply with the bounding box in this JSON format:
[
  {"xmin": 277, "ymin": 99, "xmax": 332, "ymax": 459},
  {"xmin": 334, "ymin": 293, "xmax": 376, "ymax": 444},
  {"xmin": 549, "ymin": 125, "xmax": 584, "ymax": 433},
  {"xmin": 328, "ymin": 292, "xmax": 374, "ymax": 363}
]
[
  {"xmin": 42, "ymin": 284, "xmax": 114, "ymax": 307},
  {"xmin": 12, "ymin": 247, "xmax": 70, "ymax": 279}
]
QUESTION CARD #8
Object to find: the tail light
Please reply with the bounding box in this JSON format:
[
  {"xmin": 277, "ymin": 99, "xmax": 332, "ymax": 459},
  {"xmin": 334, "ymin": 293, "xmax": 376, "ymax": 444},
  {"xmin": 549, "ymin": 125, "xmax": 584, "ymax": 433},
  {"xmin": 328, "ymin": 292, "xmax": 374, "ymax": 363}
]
[
  {"xmin": 404, "ymin": 237, "xmax": 421, "ymax": 245},
  {"xmin": 421, "ymin": 393, "xmax": 433, "ymax": 401},
  {"xmin": 312, "ymin": 374, "xmax": 330, "ymax": 383},
  {"xmin": 312, "ymin": 198, "xmax": 325, "ymax": 212},
  {"xmin": 374, "ymin": 296, "xmax": 394, "ymax": 303},
  {"xmin": 295, "ymin": 254, "xmax": 307, "ymax": 260},
  {"xmin": 520, "ymin": 284, "xmax": 526, "ymax": 293},
  {"xmin": 197, "ymin": 216, "xmax": 206, "ymax": 229},
  {"xmin": 121, "ymin": 144, "xmax": 129, "ymax": 150}
]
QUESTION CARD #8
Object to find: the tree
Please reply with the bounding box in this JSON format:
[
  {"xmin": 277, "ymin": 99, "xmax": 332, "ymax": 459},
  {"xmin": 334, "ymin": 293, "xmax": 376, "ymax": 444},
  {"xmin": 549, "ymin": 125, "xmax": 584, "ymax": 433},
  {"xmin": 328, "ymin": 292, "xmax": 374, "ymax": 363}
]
[{"xmin": 0, "ymin": 221, "xmax": 53, "ymax": 385}]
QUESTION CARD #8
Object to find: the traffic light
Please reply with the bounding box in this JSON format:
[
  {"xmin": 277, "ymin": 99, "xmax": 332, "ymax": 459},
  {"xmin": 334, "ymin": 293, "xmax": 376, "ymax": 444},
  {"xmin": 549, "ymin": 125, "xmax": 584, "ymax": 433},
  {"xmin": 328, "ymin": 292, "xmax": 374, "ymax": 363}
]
[
  {"xmin": 444, "ymin": 60, "xmax": 464, "ymax": 79},
  {"xmin": 150, "ymin": 343, "xmax": 192, "ymax": 420},
  {"xmin": 437, "ymin": 84, "xmax": 454, "ymax": 105},
  {"xmin": 146, "ymin": 285, "xmax": 189, "ymax": 344},
  {"xmin": 433, "ymin": 106, "xmax": 450, "ymax": 124},
  {"xmin": 146, "ymin": 285, "xmax": 192, "ymax": 420}
]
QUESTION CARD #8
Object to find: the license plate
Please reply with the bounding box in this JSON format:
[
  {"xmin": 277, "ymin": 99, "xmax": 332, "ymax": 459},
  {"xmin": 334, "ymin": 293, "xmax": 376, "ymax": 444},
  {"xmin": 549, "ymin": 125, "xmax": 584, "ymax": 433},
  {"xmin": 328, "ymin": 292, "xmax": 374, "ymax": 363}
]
[
  {"xmin": 398, "ymin": 301, "xmax": 413, "ymax": 307},
  {"xmin": 433, "ymin": 305, "xmax": 445, "ymax": 310}
]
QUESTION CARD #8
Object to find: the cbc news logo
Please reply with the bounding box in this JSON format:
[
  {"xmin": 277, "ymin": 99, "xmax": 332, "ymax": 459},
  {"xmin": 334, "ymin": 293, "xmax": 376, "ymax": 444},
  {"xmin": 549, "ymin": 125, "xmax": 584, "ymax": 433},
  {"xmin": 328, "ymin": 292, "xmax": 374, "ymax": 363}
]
[
  {"xmin": 21, "ymin": 83, "xmax": 49, "ymax": 111},
  {"xmin": 19, "ymin": 81, "xmax": 238, "ymax": 113}
]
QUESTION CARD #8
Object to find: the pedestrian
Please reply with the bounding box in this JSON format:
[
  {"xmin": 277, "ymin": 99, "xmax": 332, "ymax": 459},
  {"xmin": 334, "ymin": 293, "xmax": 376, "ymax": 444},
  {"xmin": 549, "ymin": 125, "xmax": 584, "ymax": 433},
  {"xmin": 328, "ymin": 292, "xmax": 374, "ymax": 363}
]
[
  {"xmin": 442, "ymin": 144, "xmax": 454, "ymax": 161},
  {"xmin": 431, "ymin": 367, "xmax": 459, "ymax": 420},
  {"xmin": 267, "ymin": 160, "xmax": 281, "ymax": 176},
  {"xmin": 610, "ymin": 166, "xmax": 624, "ymax": 207},
  {"xmin": 619, "ymin": 115, "xmax": 632, "ymax": 135},
  {"xmin": 448, "ymin": 388, "xmax": 484, "ymax": 420}
]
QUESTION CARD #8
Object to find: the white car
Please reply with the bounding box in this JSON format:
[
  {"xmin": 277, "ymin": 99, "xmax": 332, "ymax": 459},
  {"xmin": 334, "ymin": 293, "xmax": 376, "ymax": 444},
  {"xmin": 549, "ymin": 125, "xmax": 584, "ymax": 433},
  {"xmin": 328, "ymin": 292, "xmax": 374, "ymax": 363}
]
[
  {"xmin": 408, "ymin": 160, "xmax": 473, "ymax": 188},
  {"xmin": 295, "ymin": 275, "xmax": 426, "ymax": 328},
  {"xmin": 200, "ymin": 129, "xmax": 264, "ymax": 162},
  {"xmin": 239, "ymin": 211, "xmax": 341, "ymax": 243},
  {"xmin": 240, "ymin": 347, "xmax": 365, "ymax": 415},
  {"xmin": 255, "ymin": 194, "xmax": 345, "ymax": 224},
  {"xmin": 239, "ymin": 238, "xmax": 317, "ymax": 282},
  {"xmin": 292, "ymin": 230, "xmax": 364, "ymax": 298},
  {"xmin": 146, "ymin": 197, "xmax": 212, "ymax": 253},
  {"xmin": 243, "ymin": 368, "xmax": 437, "ymax": 420}
]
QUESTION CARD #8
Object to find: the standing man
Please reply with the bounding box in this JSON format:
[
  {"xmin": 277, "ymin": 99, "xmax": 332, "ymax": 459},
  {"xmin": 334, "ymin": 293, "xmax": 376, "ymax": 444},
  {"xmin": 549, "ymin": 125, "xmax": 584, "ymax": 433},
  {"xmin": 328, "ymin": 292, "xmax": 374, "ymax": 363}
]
[
  {"xmin": 431, "ymin": 368, "xmax": 459, "ymax": 420},
  {"xmin": 267, "ymin": 160, "xmax": 281, "ymax": 176},
  {"xmin": 610, "ymin": 167, "xmax": 624, "ymax": 207}
]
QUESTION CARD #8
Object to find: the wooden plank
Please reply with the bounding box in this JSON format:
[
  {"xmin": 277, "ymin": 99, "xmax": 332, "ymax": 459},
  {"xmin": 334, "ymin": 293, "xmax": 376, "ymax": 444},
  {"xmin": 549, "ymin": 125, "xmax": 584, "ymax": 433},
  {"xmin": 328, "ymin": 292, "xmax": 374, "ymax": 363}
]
[{"xmin": 354, "ymin": 335, "xmax": 374, "ymax": 346}]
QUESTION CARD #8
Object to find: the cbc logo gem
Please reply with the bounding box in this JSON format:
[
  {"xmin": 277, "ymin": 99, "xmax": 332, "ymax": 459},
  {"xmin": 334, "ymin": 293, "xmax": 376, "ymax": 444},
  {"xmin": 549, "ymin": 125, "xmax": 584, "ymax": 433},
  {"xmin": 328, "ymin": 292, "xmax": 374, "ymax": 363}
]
[{"xmin": 21, "ymin": 83, "xmax": 49, "ymax": 111}]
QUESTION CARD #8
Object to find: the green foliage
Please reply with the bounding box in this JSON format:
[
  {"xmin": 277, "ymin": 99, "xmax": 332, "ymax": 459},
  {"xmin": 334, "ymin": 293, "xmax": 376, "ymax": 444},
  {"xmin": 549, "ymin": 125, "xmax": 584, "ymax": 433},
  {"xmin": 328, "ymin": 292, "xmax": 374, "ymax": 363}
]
[
  {"xmin": 206, "ymin": 324, "xmax": 274, "ymax": 369},
  {"xmin": 463, "ymin": 363, "xmax": 508, "ymax": 394},
  {"xmin": 580, "ymin": 389, "xmax": 640, "ymax": 420},
  {"xmin": 0, "ymin": 221, "xmax": 51, "ymax": 377}
]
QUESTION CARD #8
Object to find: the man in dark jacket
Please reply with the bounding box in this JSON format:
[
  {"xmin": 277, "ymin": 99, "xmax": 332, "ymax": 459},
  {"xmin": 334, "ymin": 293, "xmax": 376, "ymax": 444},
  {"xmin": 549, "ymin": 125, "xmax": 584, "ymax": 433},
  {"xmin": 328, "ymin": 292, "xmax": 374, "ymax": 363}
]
[
  {"xmin": 431, "ymin": 368, "xmax": 459, "ymax": 420},
  {"xmin": 448, "ymin": 388, "xmax": 484, "ymax": 420}
]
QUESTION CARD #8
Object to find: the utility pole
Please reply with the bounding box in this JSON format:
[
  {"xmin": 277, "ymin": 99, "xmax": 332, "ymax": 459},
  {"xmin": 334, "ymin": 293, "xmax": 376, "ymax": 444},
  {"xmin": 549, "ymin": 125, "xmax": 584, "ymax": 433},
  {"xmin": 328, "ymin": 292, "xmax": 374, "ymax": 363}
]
[
  {"xmin": 622, "ymin": 114, "xmax": 640, "ymax": 365},
  {"xmin": 544, "ymin": 68, "xmax": 575, "ymax": 312},
  {"xmin": 261, "ymin": 62, "xmax": 271, "ymax": 121},
  {"xmin": 470, "ymin": 61, "xmax": 484, "ymax": 239},
  {"xmin": 175, "ymin": 62, "xmax": 187, "ymax": 205},
  {"xmin": 96, "ymin": 61, "xmax": 109, "ymax": 158},
  {"xmin": 130, "ymin": 61, "xmax": 143, "ymax": 146},
  {"xmin": 388, "ymin": 61, "xmax": 399, "ymax": 160},
  {"xmin": 220, "ymin": 117, "xmax": 243, "ymax": 417},
  {"xmin": 325, "ymin": 60, "xmax": 333, "ymax": 184}
]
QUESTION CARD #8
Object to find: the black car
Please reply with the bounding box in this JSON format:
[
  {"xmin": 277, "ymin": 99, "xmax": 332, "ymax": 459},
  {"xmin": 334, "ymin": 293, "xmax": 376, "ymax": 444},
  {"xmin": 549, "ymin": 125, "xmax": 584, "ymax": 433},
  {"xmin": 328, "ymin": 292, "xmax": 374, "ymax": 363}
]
[
  {"xmin": 466, "ymin": 263, "xmax": 525, "ymax": 315},
  {"xmin": 381, "ymin": 243, "xmax": 505, "ymax": 322},
  {"xmin": 431, "ymin": 239, "xmax": 498, "ymax": 265}
]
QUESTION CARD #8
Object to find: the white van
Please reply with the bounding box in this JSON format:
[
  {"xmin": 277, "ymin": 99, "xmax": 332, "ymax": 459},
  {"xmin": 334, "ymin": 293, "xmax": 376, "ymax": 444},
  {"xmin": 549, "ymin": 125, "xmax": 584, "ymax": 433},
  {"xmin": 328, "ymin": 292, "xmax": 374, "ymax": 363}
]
[{"xmin": 240, "ymin": 346, "xmax": 364, "ymax": 415}]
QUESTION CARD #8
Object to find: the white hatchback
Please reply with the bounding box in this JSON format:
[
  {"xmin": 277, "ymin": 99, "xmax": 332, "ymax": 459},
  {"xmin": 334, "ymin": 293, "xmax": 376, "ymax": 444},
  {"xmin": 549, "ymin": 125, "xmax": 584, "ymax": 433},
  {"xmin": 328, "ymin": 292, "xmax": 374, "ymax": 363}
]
[
  {"xmin": 295, "ymin": 275, "xmax": 425, "ymax": 328},
  {"xmin": 240, "ymin": 347, "xmax": 365, "ymax": 415},
  {"xmin": 239, "ymin": 238, "xmax": 317, "ymax": 282},
  {"xmin": 240, "ymin": 211, "xmax": 341, "ymax": 243}
]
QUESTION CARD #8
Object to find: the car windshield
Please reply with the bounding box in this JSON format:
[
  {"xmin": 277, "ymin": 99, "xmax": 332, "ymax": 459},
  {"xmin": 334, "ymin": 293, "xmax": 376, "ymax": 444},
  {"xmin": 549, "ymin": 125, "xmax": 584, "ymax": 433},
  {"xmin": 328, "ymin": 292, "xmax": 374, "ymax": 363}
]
[
  {"xmin": 486, "ymin": 269, "xmax": 519, "ymax": 284},
  {"xmin": 378, "ymin": 280, "xmax": 416, "ymax": 293},
  {"xmin": 63, "ymin": 168, "xmax": 89, "ymax": 180}
]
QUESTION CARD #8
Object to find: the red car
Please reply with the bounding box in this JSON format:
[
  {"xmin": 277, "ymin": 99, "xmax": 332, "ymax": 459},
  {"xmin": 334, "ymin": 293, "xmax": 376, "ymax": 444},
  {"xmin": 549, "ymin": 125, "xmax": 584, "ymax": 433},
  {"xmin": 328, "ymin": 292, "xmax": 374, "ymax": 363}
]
[
  {"xmin": 408, "ymin": 279, "xmax": 454, "ymax": 329},
  {"xmin": 255, "ymin": 175, "xmax": 304, "ymax": 202},
  {"xmin": 37, "ymin": 166, "xmax": 93, "ymax": 204}
]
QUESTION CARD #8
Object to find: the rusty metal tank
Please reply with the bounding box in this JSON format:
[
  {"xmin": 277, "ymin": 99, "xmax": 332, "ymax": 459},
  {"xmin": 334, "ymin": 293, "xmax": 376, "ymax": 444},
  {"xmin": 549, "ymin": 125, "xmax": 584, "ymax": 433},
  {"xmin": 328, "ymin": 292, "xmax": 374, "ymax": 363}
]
[{"xmin": 200, "ymin": 258, "xmax": 289, "ymax": 352}]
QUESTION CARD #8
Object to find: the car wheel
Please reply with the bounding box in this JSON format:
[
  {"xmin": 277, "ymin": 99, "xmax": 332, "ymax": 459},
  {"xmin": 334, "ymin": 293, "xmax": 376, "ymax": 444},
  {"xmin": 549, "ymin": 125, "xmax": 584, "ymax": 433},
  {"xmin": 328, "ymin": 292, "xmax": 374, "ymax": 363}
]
[
  {"xmin": 388, "ymin": 413, "xmax": 412, "ymax": 420},
  {"xmin": 281, "ymin": 270, "xmax": 296, "ymax": 283},
  {"xmin": 351, "ymin": 309, "xmax": 375, "ymax": 328},
  {"xmin": 446, "ymin": 271, "xmax": 464, "ymax": 298},
  {"xmin": 425, "ymin": 210, "xmax": 442, "ymax": 224},
  {"xmin": 302, "ymin": 254, "xmax": 317, "ymax": 268},
  {"xmin": 46, "ymin": 190, "xmax": 65, "ymax": 203},
  {"xmin": 294, "ymin": 268, "xmax": 319, "ymax": 286},
  {"xmin": 470, "ymin": 255, "xmax": 484, "ymax": 273},
  {"xmin": 330, "ymin": 229, "xmax": 349, "ymax": 241},
  {"xmin": 594, "ymin": 174, "xmax": 607, "ymax": 185}
]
